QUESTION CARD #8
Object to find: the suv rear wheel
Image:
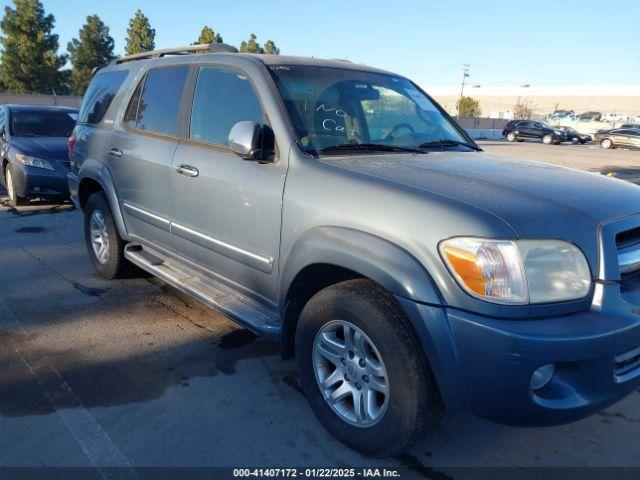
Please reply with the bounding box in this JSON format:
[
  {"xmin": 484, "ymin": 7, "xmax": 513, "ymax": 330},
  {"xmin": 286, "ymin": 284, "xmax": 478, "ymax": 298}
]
[
  {"xmin": 506, "ymin": 132, "xmax": 516, "ymax": 142},
  {"xmin": 84, "ymin": 191, "xmax": 132, "ymax": 279},
  {"xmin": 295, "ymin": 279, "xmax": 442, "ymax": 457}
]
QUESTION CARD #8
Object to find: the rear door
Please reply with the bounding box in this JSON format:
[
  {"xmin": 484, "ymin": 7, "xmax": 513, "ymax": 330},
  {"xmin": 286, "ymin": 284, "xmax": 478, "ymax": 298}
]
[
  {"xmin": 108, "ymin": 65, "xmax": 191, "ymax": 252},
  {"xmin": 517, "ymin": 121, "xmax": 533, "ymax": 138},
  {"xmin": 170, "ymin": 64, "xmax": 287, "ymax": 303}
]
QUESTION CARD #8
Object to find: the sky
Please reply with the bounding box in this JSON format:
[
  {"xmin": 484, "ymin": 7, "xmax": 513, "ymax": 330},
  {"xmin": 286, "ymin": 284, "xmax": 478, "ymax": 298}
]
[{"xmin": 4, "ymin": 0, "xmax": 639, "ymax": 87}]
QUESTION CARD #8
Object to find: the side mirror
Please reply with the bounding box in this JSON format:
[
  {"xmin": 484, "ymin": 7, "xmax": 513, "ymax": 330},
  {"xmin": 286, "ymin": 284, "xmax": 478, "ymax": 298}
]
[{"xmin": 228, "ymin": 121, "xmax": 264, "ymax": 160}]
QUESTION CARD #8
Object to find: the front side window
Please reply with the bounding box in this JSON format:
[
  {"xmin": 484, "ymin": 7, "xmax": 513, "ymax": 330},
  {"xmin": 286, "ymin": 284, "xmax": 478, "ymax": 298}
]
[
  {"xmin": 190, "ymin": 66, "xmax": 263, "ymax": 145},
  {"xmin": 126, "ymin": 66, "xmax": 189, "ymax": 136},
  {"xmin": 79, "ymin": 70, "xmax": 128, "ymax": 124},
  {"xmin": 268, "ymin": 65, "xmax": 469, "ymax": 154},
  {"xmin": 11, "ymin": 110, "xmax": 77, "ymax": 137}
]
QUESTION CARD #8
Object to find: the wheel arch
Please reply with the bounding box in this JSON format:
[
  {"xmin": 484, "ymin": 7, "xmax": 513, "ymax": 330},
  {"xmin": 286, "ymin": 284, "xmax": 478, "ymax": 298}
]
[
  {"xmin": 77, "ymin": 163, "xmax": 128, "ymax": 240},
  {"xmin": 279, "ymin": 227, "xmax": 443, "ymax": 359}
]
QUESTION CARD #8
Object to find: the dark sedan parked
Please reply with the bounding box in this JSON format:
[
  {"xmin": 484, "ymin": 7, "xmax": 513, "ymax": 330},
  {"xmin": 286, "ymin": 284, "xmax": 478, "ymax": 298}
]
[
  {"xmin": 555, "ymin": 126, "xmax": 592, "ymax": 144},
  {"xmin": 594, "ymin": 128, "xmax": 640, "ymax": 150},
  {"xmin": 0, "ymin": 105, "xmax": 78, "ymax": 206},
  {"xmin": 503, "ymin": 120, "xmax": 567, "ymax": 144}
]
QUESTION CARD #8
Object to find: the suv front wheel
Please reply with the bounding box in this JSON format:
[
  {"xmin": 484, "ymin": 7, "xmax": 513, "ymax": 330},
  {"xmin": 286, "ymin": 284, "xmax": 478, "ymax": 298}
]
[
  {"xmin": 84, "ymin": 191, "xmax": 132, "ymax": 279},
  {"xmin": 295, "ymin": 279, "xmax": 442, "ymax": 457}
]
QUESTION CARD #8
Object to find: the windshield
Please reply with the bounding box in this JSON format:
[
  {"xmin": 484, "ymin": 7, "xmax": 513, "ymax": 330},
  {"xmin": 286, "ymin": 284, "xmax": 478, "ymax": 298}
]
[
  {"xmin": 11, "ymin": 110, "xmax": 77, "ymax": 137},
  {"xmin": 269, "ymin": 66, "xmax": 469, "ymax": 154}
]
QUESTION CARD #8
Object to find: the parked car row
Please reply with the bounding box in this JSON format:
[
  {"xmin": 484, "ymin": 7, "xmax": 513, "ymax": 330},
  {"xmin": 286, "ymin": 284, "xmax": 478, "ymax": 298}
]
[
  {"xmin": 502, "ymin": 120, "xmax": 592, "ymax": 144},
  {"xmin": 548, "ymin": 110, "xmax": 640, "ymax": 124}
]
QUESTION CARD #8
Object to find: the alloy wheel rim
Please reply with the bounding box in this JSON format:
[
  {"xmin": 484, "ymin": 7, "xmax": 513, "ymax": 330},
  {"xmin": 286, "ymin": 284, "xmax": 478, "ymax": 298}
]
[
  {"xmin": 603, "ymin": 139, "xmax": 611, "ymax": 149},
  {"xmin": 313, "ymin": 319, "xmax": 389, "ymax": 427},
  {"xmin": 90, "ymin": 210, "xmax": 110, "ymax": 264}
]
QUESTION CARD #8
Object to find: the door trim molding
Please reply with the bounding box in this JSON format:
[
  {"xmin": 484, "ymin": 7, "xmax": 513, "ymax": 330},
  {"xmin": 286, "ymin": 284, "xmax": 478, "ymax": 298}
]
[
  {"xmin": 122, "ymin": 201, "xmax": 171, "ymax": 229},
  {"xmin": 171, "ymin": 221, "xmax": 274, "ymax": 274},
  {"xmin": 121, "ymin": 201, "xmax": 273, "ymax": 273}
]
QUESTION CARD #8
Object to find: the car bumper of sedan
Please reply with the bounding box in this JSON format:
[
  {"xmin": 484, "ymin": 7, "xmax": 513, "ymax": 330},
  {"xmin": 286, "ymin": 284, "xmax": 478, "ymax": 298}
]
[
  {"xmin": 397, "ymin": 282, "xmax": 640, "ymax": 427},
  {"xmin": 10, "ymin": 163, "xmax": 70, "ymax": 199}
]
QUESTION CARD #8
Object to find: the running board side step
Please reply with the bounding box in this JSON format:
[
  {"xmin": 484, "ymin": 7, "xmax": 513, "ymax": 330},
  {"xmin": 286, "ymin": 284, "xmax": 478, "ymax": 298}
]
[{"xmin": 124, "ymin": 244, "xmax": 281, "ymax": 340}]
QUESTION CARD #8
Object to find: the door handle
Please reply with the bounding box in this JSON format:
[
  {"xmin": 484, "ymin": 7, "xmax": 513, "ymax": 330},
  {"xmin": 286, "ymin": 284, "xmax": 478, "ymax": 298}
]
[
  {"xmin": 109, "ymin": 148, "xmax": 123, "ymax": 158},
  {"xmin": 176, "ymin": 164, "xmax": 199, "ymax": 177}
]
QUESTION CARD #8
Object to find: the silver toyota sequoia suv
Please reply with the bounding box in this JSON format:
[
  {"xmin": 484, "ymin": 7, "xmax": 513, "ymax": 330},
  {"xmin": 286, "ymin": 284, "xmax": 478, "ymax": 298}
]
[{"xmin": 68, "ymin": 43, "xmax": 640, "ymax": 457}]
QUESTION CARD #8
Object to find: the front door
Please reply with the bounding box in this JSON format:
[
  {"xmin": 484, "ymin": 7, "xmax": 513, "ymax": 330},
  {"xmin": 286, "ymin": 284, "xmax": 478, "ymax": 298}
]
[
  {"xmin": 170, "ymin": 65, "xmax": 287, "ymax": 304},
  {"xmin": 108, "ymin": 65, "xmax": 190, "ymax": 251}
]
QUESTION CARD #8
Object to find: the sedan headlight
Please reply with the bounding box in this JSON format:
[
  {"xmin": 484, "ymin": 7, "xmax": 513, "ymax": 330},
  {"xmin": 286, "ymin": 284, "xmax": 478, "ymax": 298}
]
[
  {"xmin": 15, "ymin": 153, "xmax": 55, "ymax": 171},
  {"xmin": 439, "ymin": 237, "xmax": 591, "ymax": 304}
]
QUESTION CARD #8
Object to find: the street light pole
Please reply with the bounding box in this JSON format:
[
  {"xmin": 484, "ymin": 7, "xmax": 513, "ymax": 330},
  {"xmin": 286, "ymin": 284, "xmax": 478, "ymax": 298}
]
[{"xmin": 459, "ymin": 64, "xmax": 470, "ymax": 98}]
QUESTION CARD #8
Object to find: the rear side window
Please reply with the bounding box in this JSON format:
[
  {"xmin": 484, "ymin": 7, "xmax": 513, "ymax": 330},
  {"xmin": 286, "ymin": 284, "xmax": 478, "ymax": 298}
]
[
  {"xmin": 79, "ymin": 70, "xmax": 128, "ymax": 124},
  {"xmin": 125, "ymin": 66, "xmax": 189, "ymax": 136},
  {"xmin": 190, "ymin": 66, "xmax": 263, "ymax": 145}
]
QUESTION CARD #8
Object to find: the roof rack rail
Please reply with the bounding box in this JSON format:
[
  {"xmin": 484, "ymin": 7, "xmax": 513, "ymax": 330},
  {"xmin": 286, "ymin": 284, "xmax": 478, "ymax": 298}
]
[{"xmin": 113, "ymin": 43, "xmax": 238, "ymax": 64}]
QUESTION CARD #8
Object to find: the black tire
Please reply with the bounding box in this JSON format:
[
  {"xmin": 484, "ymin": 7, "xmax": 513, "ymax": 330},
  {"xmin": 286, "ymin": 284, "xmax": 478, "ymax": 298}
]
[
  {"xmin": 4, "ymin": 164, "xmax": 28, "ymax": 206},
  {"xmin": 295, "ymin": 279, "xmax": 442, "ymax": 457},
  {"xmin": 84, "ymin": 191, "xmax": 132, "ymax": 279}
]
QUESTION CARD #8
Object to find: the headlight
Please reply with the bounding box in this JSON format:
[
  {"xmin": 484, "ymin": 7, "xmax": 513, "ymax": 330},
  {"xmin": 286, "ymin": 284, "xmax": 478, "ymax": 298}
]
[
  {"xmin": 439, "ymin": 237, "xmax": 591, "ymax": 305},
  {"xmin": 15, "ymin": 153, "xmax": 55, "ymax": 171},
  {"xmin": 554, "ymin": 130, "xmax": 563, "ymax": 135}
]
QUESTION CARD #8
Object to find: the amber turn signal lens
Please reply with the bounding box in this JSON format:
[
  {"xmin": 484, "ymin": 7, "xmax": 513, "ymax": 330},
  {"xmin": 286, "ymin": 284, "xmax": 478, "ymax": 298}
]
[{"xmin": 441, "ymin": 245, "xmax": 486, "ymax": 295}]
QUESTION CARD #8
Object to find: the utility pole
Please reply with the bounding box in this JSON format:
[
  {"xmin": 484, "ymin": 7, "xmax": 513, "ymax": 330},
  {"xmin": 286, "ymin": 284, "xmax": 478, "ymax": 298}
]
[{"xmin": 459, "ymin": 64, "xmax": 470, "ymax": 98}]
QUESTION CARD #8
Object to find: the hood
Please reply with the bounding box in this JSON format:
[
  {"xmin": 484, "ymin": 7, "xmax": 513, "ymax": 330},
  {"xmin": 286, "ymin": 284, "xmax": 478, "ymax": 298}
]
[
  {"xmin": 11, "ymin": 136, "xmax": 69, "ymax": 159},
  {"xmin": 320, "ymin": 151, "xmax": 640, "ymax": 266}
]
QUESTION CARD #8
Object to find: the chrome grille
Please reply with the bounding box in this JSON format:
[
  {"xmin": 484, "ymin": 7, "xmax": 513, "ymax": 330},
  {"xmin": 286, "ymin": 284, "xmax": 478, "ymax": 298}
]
[{"xmin": 617, "ymin": 227, "xmax": 640, "ymax": 278}]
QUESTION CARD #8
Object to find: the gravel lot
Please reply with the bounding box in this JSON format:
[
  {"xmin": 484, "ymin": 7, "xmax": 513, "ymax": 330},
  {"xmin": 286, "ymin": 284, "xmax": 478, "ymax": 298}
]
[{"xmin": 1, "ymin": 142, "xmax": 639, "ymax": 479}]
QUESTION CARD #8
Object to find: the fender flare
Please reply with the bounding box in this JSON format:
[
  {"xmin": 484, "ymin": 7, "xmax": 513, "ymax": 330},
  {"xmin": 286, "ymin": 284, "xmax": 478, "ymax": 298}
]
[
  {"xmin": 279, "ymin": 226, "xmax": 443, "ymax": 309},
  {"xmin": 78, "ymin": 161, "xmax": 129, "ymax": 240}
]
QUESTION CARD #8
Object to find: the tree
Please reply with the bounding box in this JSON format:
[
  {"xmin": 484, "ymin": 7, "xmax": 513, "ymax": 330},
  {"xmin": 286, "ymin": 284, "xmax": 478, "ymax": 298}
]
[
  {"xmin": 67, "ymin": 15, "xmax": 115, "ymax": 95},
  {"xmin": 263, "ymin": 39, "xmax": 280, "ymax": 55},
  {"xmin": 195, "ymin": 25, "xmax": 222, "ymax": 45},
  {"xmin": 514, "ymin": 97, "xmax": 537, "ymax": 119},
  {"xmin": 239, "ymin": 33, "xmax": 279, "ymax": 54},
  {"xmin": 239, "ymin": 33, "xmax": 263, "ymax": 53},
  {"xmin": 125, "ymin": 9, "xmax": 155, "ymax": 55},
  {"xmin": 456, "ymin": 96, "xmax": 481, "ymax": 117},
  {"xmin": 0, "ymin": 0, "xmax": 67, "ymax": 94}
]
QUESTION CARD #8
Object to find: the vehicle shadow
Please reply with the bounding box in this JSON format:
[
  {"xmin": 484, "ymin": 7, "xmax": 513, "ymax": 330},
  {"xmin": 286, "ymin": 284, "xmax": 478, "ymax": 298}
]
[{"xmin": 0, "ymin": 280, "xmax": 282, "ymax": 418}]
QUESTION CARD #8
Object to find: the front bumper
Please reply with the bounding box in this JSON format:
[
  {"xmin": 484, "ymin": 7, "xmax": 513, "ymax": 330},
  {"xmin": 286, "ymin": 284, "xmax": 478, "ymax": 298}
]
[
  {"xmin": 398, "ymin": 213, "xmax": 640, "ymax": 426},
  {"xmin": 11, "ymin": 162, "xmax": 69, "ymax": 198},
  {"xmin": 399, "ymin": 287, "xmax": 640, "ymax": 427}
]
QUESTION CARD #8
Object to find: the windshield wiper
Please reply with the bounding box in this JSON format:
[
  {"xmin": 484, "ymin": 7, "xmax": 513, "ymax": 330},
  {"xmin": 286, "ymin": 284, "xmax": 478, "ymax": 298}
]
[
  {"xmin": 318, "ymin": 143, "xmax": 425, "ymax": 154},
  {"xmin": 418, "ymin": 139, "xmax": 481, "ymax": 151}
]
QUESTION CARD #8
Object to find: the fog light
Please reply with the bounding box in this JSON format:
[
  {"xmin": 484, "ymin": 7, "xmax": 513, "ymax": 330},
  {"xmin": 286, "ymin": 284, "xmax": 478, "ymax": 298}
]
[{"xmin": 531, "ymin": 364, "xmax": 555, "ymax": 390}]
